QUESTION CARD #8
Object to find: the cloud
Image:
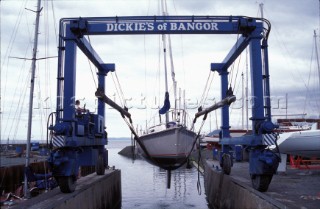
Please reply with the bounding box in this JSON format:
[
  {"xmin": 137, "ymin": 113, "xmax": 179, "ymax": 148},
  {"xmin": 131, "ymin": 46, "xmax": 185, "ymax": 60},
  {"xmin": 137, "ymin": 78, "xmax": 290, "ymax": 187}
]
[{"xmin": 1, "ymin": 0, "xmax": 319, "ymax": 140}]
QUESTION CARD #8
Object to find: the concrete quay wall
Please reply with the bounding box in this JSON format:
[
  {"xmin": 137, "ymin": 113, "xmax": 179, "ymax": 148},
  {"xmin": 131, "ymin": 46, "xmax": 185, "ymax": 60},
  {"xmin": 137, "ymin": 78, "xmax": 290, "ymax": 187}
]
[
  {"xmin": 13, "ymin": 169, "xmax": 121, "ymax": 209},
  {"xmin": 204, "ymin": 161, "xmax": 286, "ymax": 209}
]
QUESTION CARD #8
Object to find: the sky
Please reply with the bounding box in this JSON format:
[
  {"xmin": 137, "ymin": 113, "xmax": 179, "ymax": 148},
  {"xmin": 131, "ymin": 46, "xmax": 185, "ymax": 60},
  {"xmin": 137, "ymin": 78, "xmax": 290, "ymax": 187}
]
[{"xmin": 1, "ymin": 0, "xmax": 320, "ymax": 142}]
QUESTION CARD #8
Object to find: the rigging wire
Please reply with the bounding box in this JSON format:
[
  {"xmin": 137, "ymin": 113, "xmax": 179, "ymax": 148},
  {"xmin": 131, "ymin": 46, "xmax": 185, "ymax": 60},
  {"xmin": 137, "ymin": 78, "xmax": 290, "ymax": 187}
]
[
  {"xmin": 1, "ymin": 0, "xmax": 28, "ymax": 70},
  {"xmin": 2, "ymin": 0, "xmax": 59, "ymax": 141},
  {"xmin": 228, "ymin": 33, "xmax": 241, "ymax": 91},
  {"xmin": 10, "ymin": 0, "xmax": 56, "ymax": 141},
  {"xmin": 86, "ymin": 35, "xmax": 98, "ymax": 89},
  {"xmin": 157, "ymin": 33, "xmax": 162, "ymax": 108},
  {"xmin": 36, "ymin": 72, "xmax": 45, "ymax": 141},
  {"xmin": 44, "ymin": 0, "xmax": 56, "ymax": 114},
  {"xmin": 35, "ymin": 0, "xmax": 54, "ymax": 143},
  {"xmin": 50, "ymin": 0, "xmax": 59, "ymax": 47},
  {"xmin": 0, "ymin": 0, "xmax": 1, "ymax": 142},
  {"xmin": 143, "ymin": 34, "xmax": 149, "ymax": 130},
  {"xmin": 11, "ymin": 70, "xmax": 30, "ymax": 140},
  {"xmin": 4, "ymin": 49, "xmax": 31, "ymax": 140},
  {"xmin": 301, "ymin": 2, "xmax": 320, "ymax": 116},
  {"xmin": 229, "ymin": 56, "xmax": 245, "ymax": 117},
  {"xmin": 1, "ymin": 0, "xmax": 29, "ymax": 138},
  {"xmin": 86, "ymin": 34, "xmax": 127, "ymax": 111},
  {"xmin": 198, "ymin": 70, "xmax": 214, "ymax": 107},
  {"xmin": 114, "ymin": 72, "xmax": 128, "ymax": 107},
  {"xmin": 263, "ymin": 8, "xmax": 309, "ymax": 95},
  {"xmin": 232, "ymin": 50, "xmax": 242, "ymax": 92},
  {"xmin": 110, "ymin": 73, "xmax": 123, "ymax": 108},
  {"xmin": 303, "ymin": 37, "xmax": 315, "ymax": 114}
]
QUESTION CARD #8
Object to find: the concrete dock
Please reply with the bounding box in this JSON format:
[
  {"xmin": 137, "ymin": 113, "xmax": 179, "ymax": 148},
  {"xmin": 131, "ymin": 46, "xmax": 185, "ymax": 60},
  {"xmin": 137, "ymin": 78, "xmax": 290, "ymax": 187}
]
[
  {"xmin": 9, "ymin": 169, "xmax": 121, "ymax": 209},
  {"xmin": 204, "ymin": 159, "xmax": 320, "ymax": 209}
]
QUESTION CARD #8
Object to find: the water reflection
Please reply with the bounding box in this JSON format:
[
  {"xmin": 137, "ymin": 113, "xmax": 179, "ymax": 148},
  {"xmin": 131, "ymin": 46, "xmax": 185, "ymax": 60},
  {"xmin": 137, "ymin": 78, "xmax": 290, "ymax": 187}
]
[{"xmin": 108, "ymin": 139, "xmax": 209, "ymax": 209}]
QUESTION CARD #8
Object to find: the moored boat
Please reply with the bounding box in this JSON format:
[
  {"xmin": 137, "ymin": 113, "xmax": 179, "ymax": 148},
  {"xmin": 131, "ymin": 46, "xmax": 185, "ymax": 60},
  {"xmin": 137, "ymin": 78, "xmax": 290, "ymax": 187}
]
[{"xmin": 276, "ymin": 129, "xmax": 320, "ymax": 158}]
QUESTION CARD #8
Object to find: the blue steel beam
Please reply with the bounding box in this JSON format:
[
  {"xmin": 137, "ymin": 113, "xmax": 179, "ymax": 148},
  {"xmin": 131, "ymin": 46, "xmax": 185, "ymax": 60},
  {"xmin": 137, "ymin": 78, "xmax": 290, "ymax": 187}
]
[
  {"xmin": 262, "ymin": 39, "xmax": 272, "ymax": 122},
  {"xmin": 97, "ymin": 73, "xmax": 105, "ymax": 121},
  {"xmin": 249, "ymin": 34, "xmax": 265, "ymax": 132},
  {"xmin": 75, "ymin": 36, "xmax": 115, "ymax": 75},
  {"xmin": 66, "ymin": 16, "xmax": 259, "ymax": 36},
  {"xmin": 220, "ymin": 36, "xmax": 250, "ymax": 71},
  {"xmin": 210, "ymin": 36, "xmax": 250, "ymax": 139},
  {"xmin": 62, "ymin": 25, "xmax": 77, "ymax": 123},
  {"xmin": 209, "ymin": 25, "xmax": 267, "ymax": 149}
]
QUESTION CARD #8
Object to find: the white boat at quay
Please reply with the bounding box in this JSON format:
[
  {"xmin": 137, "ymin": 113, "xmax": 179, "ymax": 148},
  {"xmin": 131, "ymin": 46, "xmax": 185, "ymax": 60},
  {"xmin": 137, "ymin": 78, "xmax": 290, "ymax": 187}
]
[{"xmin": 277, "ymin": 128, "xmax": 320, "ymax": 158}]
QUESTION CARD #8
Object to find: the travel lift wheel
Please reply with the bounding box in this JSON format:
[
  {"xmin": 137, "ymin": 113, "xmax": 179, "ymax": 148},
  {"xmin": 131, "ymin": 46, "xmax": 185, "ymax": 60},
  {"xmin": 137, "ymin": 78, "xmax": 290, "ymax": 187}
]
[
  {"xmin": 251, "ymin": 174, "xmax": 273, "ymax": 192},
  {"xmin": 96, "ymin": 154, "xmax": 105, "ymax": 175},
  {"xmin": 221, "ymin": 154, "xmax": 232, "ymax": 175},
  {"xmin": 58, "ymin": 176, "xmax": 76, "ymax": 193}
]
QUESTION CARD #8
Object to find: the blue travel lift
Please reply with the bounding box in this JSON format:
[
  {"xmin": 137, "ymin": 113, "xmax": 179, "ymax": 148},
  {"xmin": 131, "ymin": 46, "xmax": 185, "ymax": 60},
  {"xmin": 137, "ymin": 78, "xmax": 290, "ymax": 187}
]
[{"xmin": 48, "ymin": 15, "xmax": 279, "ymax": 193}]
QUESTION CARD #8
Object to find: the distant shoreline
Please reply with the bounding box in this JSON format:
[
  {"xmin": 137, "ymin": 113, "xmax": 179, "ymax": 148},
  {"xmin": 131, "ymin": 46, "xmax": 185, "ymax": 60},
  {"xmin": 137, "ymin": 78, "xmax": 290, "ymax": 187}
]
[{"xmin": 0, "ymin": 137, "xmax": 131, "ymax": 145}]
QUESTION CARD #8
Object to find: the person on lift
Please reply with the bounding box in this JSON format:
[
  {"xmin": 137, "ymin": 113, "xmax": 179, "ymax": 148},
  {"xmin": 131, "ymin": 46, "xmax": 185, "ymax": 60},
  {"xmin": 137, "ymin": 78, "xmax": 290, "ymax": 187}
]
[{"xmin": 75, "ymin": 100, "xmax": 86, "ymax": 115}]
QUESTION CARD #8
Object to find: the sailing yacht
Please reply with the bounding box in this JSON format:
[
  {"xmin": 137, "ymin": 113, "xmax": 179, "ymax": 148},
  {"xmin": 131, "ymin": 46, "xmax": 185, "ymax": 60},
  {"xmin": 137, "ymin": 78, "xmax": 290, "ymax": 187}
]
[
  {"xmin": 137, "ymin": 0, "xmax": 197, "ymax": 170},
  {"xmin": 274, "ymin": 31, "xmax": 320, "ymax": 159},
  {"xmin": 276, "ymin": 127, "xmax": 320, "ymax": 158},
  {"xmin": 138, "ymin": 109, "xmax": 197, "ymax": 170}
]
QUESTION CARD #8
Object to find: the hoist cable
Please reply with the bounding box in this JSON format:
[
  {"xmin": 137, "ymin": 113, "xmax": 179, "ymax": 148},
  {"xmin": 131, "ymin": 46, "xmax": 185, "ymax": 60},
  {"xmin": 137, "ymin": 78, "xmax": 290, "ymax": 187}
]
[
  {"xmin": 228, "ymin": 33, "xmax": 241, "ymax": 90},
  {"xmin": 232, "ymin": 49, "xmax": 242, "ymax": 92},
  {"xmin": 198, "ymin": 71, "xmax": 212, "ymax": 107},
  {"xmin": 189, "ymin": 112, "xmax": 208, "ymax": 195},
  {"xmin": 196, "ymin": 118, "xmax": 206, "ymax": 195},
  {"xmin": 114, "ymin": 72, "xmax": 127, "ymax": 107},
  {"xmin": 86, "ymin": 35, "xmax": 98, "ymax": 89},
  {"xmin": 110, "ymin": 73, "xmax": 125, "ymax": 108},
  {"xmin": 203, "ymin": 72, "xmax": 215, "ymax": 107}
]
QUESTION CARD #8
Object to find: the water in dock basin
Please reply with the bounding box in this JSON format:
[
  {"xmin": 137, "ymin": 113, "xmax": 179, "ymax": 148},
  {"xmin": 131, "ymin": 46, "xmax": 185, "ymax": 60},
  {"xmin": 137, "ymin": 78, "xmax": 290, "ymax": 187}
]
[{"xmin": 108, "ymin": 138, "xmax": 210, "ymax": 209}]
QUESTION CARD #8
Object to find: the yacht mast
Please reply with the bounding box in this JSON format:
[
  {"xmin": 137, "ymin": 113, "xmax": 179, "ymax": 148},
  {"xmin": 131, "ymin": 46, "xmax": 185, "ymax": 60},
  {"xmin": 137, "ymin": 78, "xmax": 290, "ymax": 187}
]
[
  {"xmin": 165, "ymin": 0, "xmax": 177, "ymax": 118},
  {"xmin": 162, "ymin": 0, "xmax": 178, "ymax": 123},
  {"xmin": 24, "ymin": 0, "xmax": 42, "ymax": 198},
  {"xmin": 314, "ymin": 31, "xmax": 320, "ymax": 94},
  {"xmin": 161, "ymin": 0, "xmax": 170, "ymax": 124},
  {"xmin": 315, "ymin": 30, "xmax": 320, "ymax": 117}
]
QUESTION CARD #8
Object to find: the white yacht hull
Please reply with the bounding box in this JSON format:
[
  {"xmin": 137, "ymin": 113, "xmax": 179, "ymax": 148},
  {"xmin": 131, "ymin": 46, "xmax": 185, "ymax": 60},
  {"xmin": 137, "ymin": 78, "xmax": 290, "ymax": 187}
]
[
  {"xmin": 138, "ymin": 126, "xmax": 197, "ymax": 169},
  {"xmin": 277, "ymin": 130, "xmax": 320, "ymax": 158}
]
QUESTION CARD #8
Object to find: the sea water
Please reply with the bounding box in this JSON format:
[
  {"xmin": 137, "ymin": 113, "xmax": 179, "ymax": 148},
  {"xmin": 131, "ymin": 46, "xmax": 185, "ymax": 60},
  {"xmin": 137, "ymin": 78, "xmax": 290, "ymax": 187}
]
[{"xmin": 107, "ymin": 138, "xmax": 210, "ymax": 209}]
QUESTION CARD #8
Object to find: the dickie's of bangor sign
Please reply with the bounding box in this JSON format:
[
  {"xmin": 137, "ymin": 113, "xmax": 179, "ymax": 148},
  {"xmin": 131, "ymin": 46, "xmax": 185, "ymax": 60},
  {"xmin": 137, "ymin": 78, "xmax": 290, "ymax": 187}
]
[{"xmin": 105, "ymin": 22, "xmax": 219, "ymax": 32}]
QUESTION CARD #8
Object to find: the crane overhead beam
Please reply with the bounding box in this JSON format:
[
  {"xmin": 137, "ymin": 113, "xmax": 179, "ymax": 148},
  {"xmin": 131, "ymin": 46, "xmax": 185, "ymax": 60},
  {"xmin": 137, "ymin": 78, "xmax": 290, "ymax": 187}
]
[
  {"xmin": 211, "ymin": 36, "xmax": 251, "ymax": 72},
  {"xmin": 65, "ymin": 15, "xmax": 262, "ymax": 36},
  {"xmin": 75, "ymin": 37, "xmax": 115, "ymax": 74}
]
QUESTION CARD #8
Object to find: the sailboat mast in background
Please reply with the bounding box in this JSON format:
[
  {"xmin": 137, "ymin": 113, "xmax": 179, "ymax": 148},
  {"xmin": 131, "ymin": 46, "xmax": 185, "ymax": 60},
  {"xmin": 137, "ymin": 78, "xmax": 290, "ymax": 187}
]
[
  {"xmin": 314, "ymin": 30, "xmax": 320, "ymax": 101},
  {"xmin": 24, "ymin": 0, "xmax": 42, "ymax": 198}
]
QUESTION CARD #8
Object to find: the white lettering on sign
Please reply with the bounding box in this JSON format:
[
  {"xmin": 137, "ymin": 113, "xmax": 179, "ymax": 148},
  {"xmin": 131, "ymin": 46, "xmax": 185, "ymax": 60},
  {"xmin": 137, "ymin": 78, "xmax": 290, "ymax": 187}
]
[
  {"xmin": 169, "ymin": 22, "xmax": 218, "ymax": 31},
  {"xmin": 106, "ymin": 22, "xmax": 155, "ymax": 31},
  {"xmin": 106, "ymin": 22, "xmax": 219, "ymax": 32}
]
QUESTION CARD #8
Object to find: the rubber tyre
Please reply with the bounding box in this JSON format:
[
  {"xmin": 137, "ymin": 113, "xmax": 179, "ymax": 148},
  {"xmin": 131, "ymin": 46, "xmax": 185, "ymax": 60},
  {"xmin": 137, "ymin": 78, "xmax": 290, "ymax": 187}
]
[
  {"xmin": 222, "ymin": 154, "xmax": 232, "ymax": 175},
  {"xmin": 251, "ymin": 174, "xmax": 273, "ymax": 192},
  {"xmin": 96, "ymin": 155, "xmax": 105, "ymax": 175},
  {"xmin": 59, "ymin": 176, "xmax": 76, "ymax": 193}
]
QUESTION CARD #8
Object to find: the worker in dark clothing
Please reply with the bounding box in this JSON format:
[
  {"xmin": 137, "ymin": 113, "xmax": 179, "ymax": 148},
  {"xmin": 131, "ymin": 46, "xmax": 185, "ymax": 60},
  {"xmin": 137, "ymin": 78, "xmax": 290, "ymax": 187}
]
[{"xmin": 75, "ymin": 100, "xmax": 86, "ymax": 114}]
